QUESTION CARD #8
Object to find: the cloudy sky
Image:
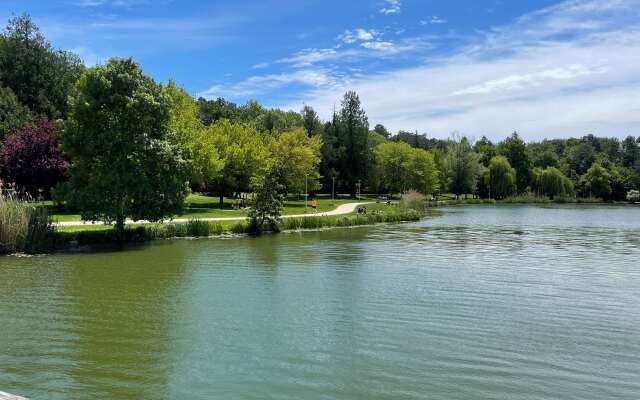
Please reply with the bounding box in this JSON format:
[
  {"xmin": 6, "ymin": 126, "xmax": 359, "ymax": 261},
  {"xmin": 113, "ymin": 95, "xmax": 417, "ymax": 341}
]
[{"xmin": 2, "ymin": 0, "xmax": 640, "ymax": 140}]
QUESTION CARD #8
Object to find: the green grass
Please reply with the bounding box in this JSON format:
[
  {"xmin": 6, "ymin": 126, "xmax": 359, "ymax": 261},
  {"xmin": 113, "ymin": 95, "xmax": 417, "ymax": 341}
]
[
  {"xmin": 42, "ymin": 193, "xmax": 363, "ymax": 222},
  {"xmin": 48, "ymin": 201, "xmax": 425, "ymax": 250},
  {"xmin": 0, "ymin": 196, "xmax": 52, "ymax": 254}
]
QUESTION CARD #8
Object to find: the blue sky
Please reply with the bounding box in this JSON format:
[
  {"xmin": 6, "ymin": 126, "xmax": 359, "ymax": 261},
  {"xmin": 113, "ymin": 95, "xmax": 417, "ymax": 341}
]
[{"xmin": 2, "ymin": 0, "xmax": 640, "ymax": 140}]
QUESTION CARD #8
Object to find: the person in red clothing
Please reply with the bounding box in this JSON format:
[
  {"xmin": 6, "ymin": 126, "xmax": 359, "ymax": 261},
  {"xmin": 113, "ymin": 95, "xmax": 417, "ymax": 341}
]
[{"xmin": 311, "ymin": 198, "xmax": 318, "ymax": 212}]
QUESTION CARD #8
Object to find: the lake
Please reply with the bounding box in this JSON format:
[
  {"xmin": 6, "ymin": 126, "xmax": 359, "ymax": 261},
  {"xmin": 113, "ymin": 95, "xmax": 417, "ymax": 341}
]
[{"xmin": 1, "ymin": 205, "xmax": 639, "ymax": 399}]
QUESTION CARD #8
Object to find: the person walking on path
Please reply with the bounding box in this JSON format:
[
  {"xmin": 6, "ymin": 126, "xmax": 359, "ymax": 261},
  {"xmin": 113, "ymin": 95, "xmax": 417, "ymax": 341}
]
[{"xmin": 311, "ymin": 198, "xmax": 318, "ymax": 213}]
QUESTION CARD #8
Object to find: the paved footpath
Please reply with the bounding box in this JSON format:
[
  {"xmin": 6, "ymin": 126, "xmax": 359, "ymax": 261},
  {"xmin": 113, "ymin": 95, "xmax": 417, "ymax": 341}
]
[{"xmin": 53, "ymin": 202, "xmax": 373, "ymax": 227}]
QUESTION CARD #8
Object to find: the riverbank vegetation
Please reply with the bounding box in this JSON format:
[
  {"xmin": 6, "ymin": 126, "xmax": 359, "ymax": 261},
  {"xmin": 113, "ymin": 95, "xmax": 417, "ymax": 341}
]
[{"xmin": 1, "ymin": 14, "xmax": 640, "ymax": 253}]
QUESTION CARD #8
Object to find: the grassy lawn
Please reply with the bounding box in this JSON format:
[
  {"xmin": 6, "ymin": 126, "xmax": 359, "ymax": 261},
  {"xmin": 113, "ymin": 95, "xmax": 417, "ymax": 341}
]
[
  {"xmin": 46, "ymin": 193, "xmax": 370, "ymax": 224},
  {"xmin": 54, "ymin": 195, "xmax": 390, "ymax": 233}
]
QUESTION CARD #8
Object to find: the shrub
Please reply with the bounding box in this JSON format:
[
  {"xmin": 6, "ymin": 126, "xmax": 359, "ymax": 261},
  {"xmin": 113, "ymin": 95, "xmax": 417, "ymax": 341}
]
[
  {"xmin": 400, "ymin": 190, "xmax": 425, "ymax": 212},
  {"xmin": 0, "ymin": 120, "xmax": 68, "ymax": 197},
  {"xmin": 626, "ymin": 190, "xmax": 639, "ymax": 203}
]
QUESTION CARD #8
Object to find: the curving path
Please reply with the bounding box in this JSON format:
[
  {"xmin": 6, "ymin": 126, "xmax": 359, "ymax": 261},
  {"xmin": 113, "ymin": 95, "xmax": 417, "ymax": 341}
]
[{"xmin": 53, "ymin": 202, "xmax": 373, "ymax": 227}]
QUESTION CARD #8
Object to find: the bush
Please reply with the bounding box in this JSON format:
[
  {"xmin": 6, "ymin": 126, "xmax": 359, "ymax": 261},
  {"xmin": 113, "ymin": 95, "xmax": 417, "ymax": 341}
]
[
  {"xmin": 0, "ymin": 192, "xmax": 52, "ymax": 253},
  {"xmin": 0, "ymin": 120, "xmax": 68, "ymax": 197},
  {"xmin": 400, "ymin": 190, "xmax": 425, "ymax": 212}
]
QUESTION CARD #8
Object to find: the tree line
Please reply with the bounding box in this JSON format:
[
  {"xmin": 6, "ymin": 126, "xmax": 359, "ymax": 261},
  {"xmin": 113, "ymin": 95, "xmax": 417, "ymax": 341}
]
[{"xmin": 1, "ymin": 15, "xmax": 639, "ymax": 235}]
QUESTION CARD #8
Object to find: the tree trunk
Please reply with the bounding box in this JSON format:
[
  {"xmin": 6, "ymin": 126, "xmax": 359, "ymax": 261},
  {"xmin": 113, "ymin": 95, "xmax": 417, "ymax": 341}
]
[
  {"xmin": 219, "ymin": 193, "xmax": 224, "ymax": 207},
  {"xmin": 115, "ymin": 214, "xmax": 125, "ymax": 241}
]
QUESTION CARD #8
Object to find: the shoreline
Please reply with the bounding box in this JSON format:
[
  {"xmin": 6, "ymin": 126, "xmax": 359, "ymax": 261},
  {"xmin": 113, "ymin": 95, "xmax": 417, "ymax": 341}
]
[
  {"xmin": 4, "ymin": 201, "xmax": 638, "ymax": 256},
  {"xmin": 14, "ymin": 207, "xmax": 429, "ymax": 256}
]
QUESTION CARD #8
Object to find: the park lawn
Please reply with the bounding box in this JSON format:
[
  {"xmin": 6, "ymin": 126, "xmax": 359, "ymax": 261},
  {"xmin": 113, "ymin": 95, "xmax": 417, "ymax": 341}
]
[
  {"xmin": 47, "ymin": 193, "xmax": 368, "ymax": 224},
  {"xmin": 54, "ymin": 196, "xmax": 387, "ymax": 233}
]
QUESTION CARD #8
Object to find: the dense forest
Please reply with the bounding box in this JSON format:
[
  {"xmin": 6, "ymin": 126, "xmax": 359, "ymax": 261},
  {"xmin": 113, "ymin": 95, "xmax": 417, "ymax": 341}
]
[{"xmin": 1, "ymin": 14, "xmax": 639, "ymax": 226}]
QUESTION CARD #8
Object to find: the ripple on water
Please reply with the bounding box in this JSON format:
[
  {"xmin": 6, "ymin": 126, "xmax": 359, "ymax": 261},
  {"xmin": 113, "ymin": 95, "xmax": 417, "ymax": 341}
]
[{"xmin": 1, "ymin": 205, "xmax": 640, "ymax": 399}]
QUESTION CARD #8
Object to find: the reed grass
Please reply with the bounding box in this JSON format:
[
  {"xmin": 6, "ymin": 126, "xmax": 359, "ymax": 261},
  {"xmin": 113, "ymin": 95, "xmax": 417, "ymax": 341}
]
[{"xmin": 0, "ymin": 193, "xmax": 52, "ymax": 254}]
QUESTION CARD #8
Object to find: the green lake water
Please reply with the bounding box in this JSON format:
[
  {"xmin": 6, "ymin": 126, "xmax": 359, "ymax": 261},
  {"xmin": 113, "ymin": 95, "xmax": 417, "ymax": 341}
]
[{"xmin": 1, "ymin": 205, "xmax": 640, "ymax": 399}]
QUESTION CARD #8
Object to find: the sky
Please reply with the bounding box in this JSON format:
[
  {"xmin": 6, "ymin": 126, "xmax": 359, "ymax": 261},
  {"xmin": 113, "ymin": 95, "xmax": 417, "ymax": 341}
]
[{"xmin": 2, "ymin": 0, "xmax": 640, "ymax": 140}]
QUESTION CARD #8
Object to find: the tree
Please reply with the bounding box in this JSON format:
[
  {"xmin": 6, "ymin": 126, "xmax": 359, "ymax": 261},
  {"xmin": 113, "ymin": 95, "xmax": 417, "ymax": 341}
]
[
  {"xmin": 0, "ymin": 14, "xmax": 84, "ymax": 119},
  {"xmin": 580, "ymin": 162, "xmax": 611, "ymax": 200},
  {"xmin": 444, "ymin": 133, "xmax": 479, "ymax": 198},
  {"xmin": 622, "ymin": 136, "xmax": 639, "ymax": 168},
  {"xmin": 566, "ymin": 141, "xmax": 596, "ymax": 176},
  {"xmin": 336, "ymin": 91, "xmax": 370, "ymax": 196},
  {"xmin": 318, "ymin": 116, "xmax": 343, "ymax": 192},
  {"xmin": 487, "ymin": 156, "xmax": 516, "ymax": 199},
  {"xmin": 374, "ymin": 141, "xmax": 412, "ymax": 195},
  {"xmin": 0, "ymin": 120, "xmax": 67, "ymax": 197},
  {"xmin": 373, "ymin": 124, "xmax": 390, "ymax": 139},
  {"xmin": 254, "ymin": 108, "xmax": 302, "ymax": 134},
  {"xmin": 196, "ymin": 96, "xmax": 238, "ymax": 125},
  {"xmin": 301, "ymin": 105, "xmax": 322, "ymax": 136},
  {"xmin": 408, "ymin": 148, "xmax": 439, "ymax": 196},
  {"xmin": 269, "ymin": 128, "xmax": 322, "ymax": 194},
  {"xmin": 248, "ymin": 166, "xmax": 285, "ymax": 233},
  {"xmin": 531, "ymin": 166, "xmax": 573, "ymax": 199},
  {"xmin": 499, "ymin": 132, "xmax": 530, "ymax": 193},
  {"xmin": 474, "ymin": 136, "xmax": 497, "ymax": 166},
  {"xmin": 0, "ymin": 85, "xmax": 32, "ymax": 141},
  {"xmin": 60, "ymin": 58, "xmax": 189, "ymax": 238},
  {"xmin": 166, "ymin": 81, "xmax": 223, "ymax": 188},
  {"xmin": 206, "ymin": 119, "xmax": 269, "ymax": 205}
]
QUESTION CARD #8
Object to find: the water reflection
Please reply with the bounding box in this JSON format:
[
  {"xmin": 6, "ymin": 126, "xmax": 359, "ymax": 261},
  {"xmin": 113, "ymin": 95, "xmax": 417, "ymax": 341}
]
[{"xmin": 1, "ymin": 205, "xmax": 639, "ymax": 399}]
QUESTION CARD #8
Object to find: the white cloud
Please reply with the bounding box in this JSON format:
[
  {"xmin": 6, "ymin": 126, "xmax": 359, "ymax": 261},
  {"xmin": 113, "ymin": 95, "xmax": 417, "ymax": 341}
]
[
  {"xmin": 451, "ymin": 64, "xmax": 607, "ymax": 95},
  {"xmin": 199, "ymin": 68, "xmax": 340, "ymax": 99},
  {"xmin": 338, "ymin": 28, "xmax": 379, "ymax": 44},
  {"xmin": 280, "ymin": 0, "xmax": 640, "ymax": 140},
  {"xmin": 361, "ymin": 41, "xmax": 396, "ymax": 52},
  {"xmin": 380, "ymin": 0, "xmax": 401, "ymax": 15},
  {"xmin": 420, "ymin": 16, "xmax": 447, "ymax": 25},
  {"xmin": 278, "ymin": 48, "xmax": 341, "ymax": 67}
]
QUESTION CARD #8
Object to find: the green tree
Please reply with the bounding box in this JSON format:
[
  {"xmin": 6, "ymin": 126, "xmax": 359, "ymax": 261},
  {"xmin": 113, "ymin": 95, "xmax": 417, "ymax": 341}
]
[
  {"xmin": 0, "ymin": 85, "xmax": 32, "ymax": 141},
  {"xmin": 318, "ymin": 116, "xmax": 343, "ymax": 192},
  {"xmin": 60, "ymin": 58, "xmax": 189, "ymax": 238},
  {"xmin": 336, "ymin": 91, "xmax": 370, "ymax": 197},
  {"xmin": 166, "ymin": 81, "xmax": 223, "ymax": 188},
  {"xmin": 248, "ymin": 166, "xmax": 285, "ymax": 233},
  {"xmin": 373, "ymin": 123, "xmax": 390, "ymax": 139},
  {"xmin": 206, "ymin": 119, "xmax": 269, "ymax": 205},
  {"xmin": 487, "ymin": 156, "xmax": 516, "ymax": 199},
  {"xmin": 301, "ymin": 105, "xmax": 322, "ymax": 136},
  {"xmin": 196, "ymin": 96, "xmax": 238, "ymax": 125},
  {"xmin": 581, "ymin": 162, "xmax": 611, "ymax": 200},
  {"xmin": 444, "ymin": 133, "xmax": 479, "ymax": 198},
  {"xmin": 531, "ymin": 166, "xmax": 573, "ymax": 199},
  {"xmin": 474, "ymin": 136, "xmax": 497, "ymax": 166},
  {"xmin": 375, "ymin": 141, "xmax": 412, "ymax": 195},
  {"xmin": 408, "ymin": 148, "xmax": 439, "ymax": 196},
  {"xmin": 566, "ymin": 141, "xmax": 596, "ymax": 176},
  {"xmin": 0, "ymin": 14, "xmax": 84, "ymax": 119},
  {"xmin": 268, "ymin": 128, "xmax": 322, "ymax": 194},
  {"xmin": 499, "ymin": 132, "xmax": 530, "ymax": 193},
  {"xmin": 622, "ymin": 136, "xmax": 639, "ymax": 168}
]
